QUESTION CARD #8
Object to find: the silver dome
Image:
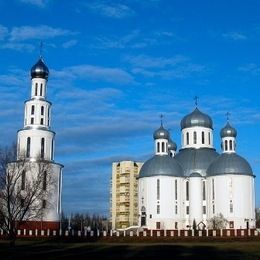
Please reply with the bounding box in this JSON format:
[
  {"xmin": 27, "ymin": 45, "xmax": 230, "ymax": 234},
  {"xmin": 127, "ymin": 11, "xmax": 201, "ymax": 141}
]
[
  {"xmin": 139, "ymin": 155, "xmax": 183, "ymax": 178},
  {"xmin": 168, "ymin": 138, "xmax": 177, "ymax": 151},
  {"xmin": 220, "ymin": 122, "xmax": 237, "ymax": 138},
  {"xmin": 181, "ymin": 108, "xmax": 213, "ymax": 130},
  {"xmin": 175, "ymin": 148, "xmax": 219, "ymax": 177},
  {"xmin": 31, "ymin": 57, "xmax": 49, "ymax": 79},
  {"xmin": 153, "ymin": 125, "xmax": 169, "ymax": 140},
  {"xmin": 207, "ymin": 153, "xmax": 253, "ymax": 177}
]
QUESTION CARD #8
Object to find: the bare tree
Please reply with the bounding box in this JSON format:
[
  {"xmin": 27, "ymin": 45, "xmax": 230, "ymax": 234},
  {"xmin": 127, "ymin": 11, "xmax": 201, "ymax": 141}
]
[
  {"xmin": 0, "ymin": 144, "xmax": 53, "ymax": 245},
  {"xmin": 207, "ymin": 213, "xmax": 228, "ymax": 229}
]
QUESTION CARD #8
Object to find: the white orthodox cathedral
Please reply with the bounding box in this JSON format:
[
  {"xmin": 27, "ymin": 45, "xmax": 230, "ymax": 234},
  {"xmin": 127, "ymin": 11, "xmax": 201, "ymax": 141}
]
[{"xmin": 138, "ymin": 108, "xmax": 255, "ymax": 230}]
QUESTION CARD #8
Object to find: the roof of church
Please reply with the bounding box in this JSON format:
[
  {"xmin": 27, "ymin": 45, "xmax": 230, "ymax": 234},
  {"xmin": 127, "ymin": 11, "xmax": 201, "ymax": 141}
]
[
  {"xmin": 174, "ymin": 148, "xmax": 219, "ymax": 177},
  {"xmin": 180, "ymin": 107, "xmax": 213, "ymax": 130},
  {"xmin": 207, "ymin": 153, "xmax": 253, "ymax": 177},
  {"xmin": 139, "ymin": 155, "xmax": 183, "ymax": 178},
  {"xmin": 168, "ymin": 138, "xmax": 177, "ymax": 151},
  {"xmin": 220, "ymin": 122, "xmax": 237, "ymax": 138},
  {"xmin": 153, "ymin": 125, "xmax": 169, "ymax": 140},
  {"xmin": 31, "ymin": 57, "xmax": 49, "ymax": 79}
]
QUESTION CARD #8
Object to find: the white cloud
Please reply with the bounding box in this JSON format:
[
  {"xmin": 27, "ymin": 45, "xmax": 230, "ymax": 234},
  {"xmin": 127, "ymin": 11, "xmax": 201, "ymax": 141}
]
[
  {"xmin": 62, "ymin": 39, "xmax": 78, "ymax": 48},
  {"xmin": 125, "ymin": 54, "xmax": 188, "ymax": 68},
  {"xmin": 9, "ymin": 25, "xmax": 76, "ymax": 41},
  {"xmin": 0, "ymin": 42, "xmax": 35, "ymax": 52},
  {"xmin": 87, "ymin": 2, "xmax": 135, "ymax": 18},
  {"xmin": 222, "ymin": 32, "xmax": 247, "ymax": 40},
  {"xmin": 0, "ymin": 25, "xmax": 8, "ymax": 40},
  {"xmin": 52, "ymin": 64, "xmax": 135, "ymax": 84},
  {"xmin": 238, "ymin": 63, "xmax": 260, "ymax": 75},
  {"xmin": 19, "ymin": 0, "xmax": 49, "ymax": 8}
]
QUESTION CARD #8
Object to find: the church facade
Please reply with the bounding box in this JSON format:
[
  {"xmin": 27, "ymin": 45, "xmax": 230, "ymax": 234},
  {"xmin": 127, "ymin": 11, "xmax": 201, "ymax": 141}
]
[{"xmin": 138, "ymin": 108, "xmax": 255, "ymax": 230}]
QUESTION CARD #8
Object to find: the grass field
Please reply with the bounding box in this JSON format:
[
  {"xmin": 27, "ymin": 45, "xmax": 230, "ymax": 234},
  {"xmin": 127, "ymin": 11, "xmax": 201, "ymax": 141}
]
[{"xmin": 1, "ymin": 238, "xmax": 260, "ymax": 259}]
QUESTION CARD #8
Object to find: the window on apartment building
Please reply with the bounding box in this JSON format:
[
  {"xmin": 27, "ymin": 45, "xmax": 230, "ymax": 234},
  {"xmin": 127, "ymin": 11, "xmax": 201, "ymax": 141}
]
[
  {"xmin": 175, "ymin": 205, "xmax": 178, "ymax": 214},
  {"xmin": 186, "ymin": 206, "xmax": 189, "ymax": 215},
  {"xmin": 229, "ymin": 221, "xmax": 234, "ymax": 229},
  {"xmin": 203, "ymin": 206, "xmax": 206, "ymax": 214},
  {"xmin": 175, "ymin": 222, "xmax": 178, "ymax": 229},
  {"xmin": 157, "ymin": 205, "xmax": 160, "ymax": 214}
]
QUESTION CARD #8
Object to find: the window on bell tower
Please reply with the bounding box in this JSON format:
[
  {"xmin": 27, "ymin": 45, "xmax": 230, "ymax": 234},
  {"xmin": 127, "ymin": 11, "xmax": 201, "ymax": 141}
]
[
  {"xmin": 26, "ymin": 137, "xmax": 31, "ymax": 158},
  {"xmin": 41, "ymin": 138, "xmax": 45, "ymax": 159}
]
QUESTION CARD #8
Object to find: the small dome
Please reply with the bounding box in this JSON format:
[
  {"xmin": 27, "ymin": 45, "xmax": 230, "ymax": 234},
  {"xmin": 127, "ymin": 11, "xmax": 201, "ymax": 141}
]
[
  {"xmin": 168, "ymin": 138, "xmax": 177, "ymax": 151},
  {"xmin": 207, "ymin": 153, "xmax": 253, "ymax": 177},
  {"xmin": 181, "ymin": 108, "xmax": 213, "ymax": 130},
  {"xmin": 220, "ymin": 122, "xmax": 237, "ymax": 138},
  {"xmin": 153, "ymin": 125, "xmax": 169, "ymax": 140},
  {"xmin": 139, "ymin": 155, "xmax": 183, "ymax": 178},
  {"xmin": 31, "ymin": 57, "xmax": 49, "ymax": 79},
  {"xmin": 174, "ymin": 148, "xmax": 219, "ymax": 177}
]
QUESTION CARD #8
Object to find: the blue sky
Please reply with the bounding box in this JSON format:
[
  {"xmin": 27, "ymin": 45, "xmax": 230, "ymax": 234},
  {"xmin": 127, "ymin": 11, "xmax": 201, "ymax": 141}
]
[{"xmin": 1, "ymin": 0, "xmax": 260, "ymax": 216}]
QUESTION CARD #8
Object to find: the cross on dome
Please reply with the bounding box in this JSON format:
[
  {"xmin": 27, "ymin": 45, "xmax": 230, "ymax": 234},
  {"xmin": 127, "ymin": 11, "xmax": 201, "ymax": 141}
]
[{"xmin": 194, "ymin": 96, "xmax": 199, "ymax": 107}]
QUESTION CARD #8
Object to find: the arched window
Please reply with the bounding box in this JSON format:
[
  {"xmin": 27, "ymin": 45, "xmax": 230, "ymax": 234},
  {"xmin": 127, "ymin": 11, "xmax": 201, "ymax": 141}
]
[
  {"xmin": 208, "ymin": 132, "xmax": 211, "ymax": 145},
  {"xmin": 47, "ymin": 107, "xmax": 50, "ymax": 126},
  {"xmin": 26, "ymin": 137, "xmax": 31, "ymax": 157},
  {"xmin": 41, "ymin": 138, "xmax": 45, "ymax": 159},
  {"xmin": 40, "ymin": 118, "xmax": 44, "ymax": 125},
  {"xmin": 212, "ymin": 179, "xmax": 215, "ymax": 200},
  {"xmin": 30, "ymin": 118, "xmax": 34, "ymax": 124},
  {"xmin": 41, "ymin": 106, "xmax": 44, "ymax": 115},
  {"xmin": 157, "ymin": 179, "xmax": 160, "ymax": 200},
  {"xmin": 43, "ymin": 171, "xmax": 47, "ymax": 190},
  {"xmin": 31, "ymin": 105, "xmax": 35, "ymax": 115},
  {"xmin": 40, "ymin": 84, "xmax": 43, "ymax": 96},
  {"xmin": 21, "ymin": 170, "xmax": 26, "ymax": 190},
  {"xmin": 35, "ymin": 83, "xmax": 38, "ymax": 96},
  {"xmin": 51, "ymin": 139, "xmax": 54, "ymax": 160},
  {"xmin": 193, "ymin": 131, "xmax": 197, "ymax": 144},
  {"xmin": 186, "ymin": 181, "xmax": 189, "ymax": 200},
  {"xmin": 157, "ymin": 142, "xmax": 160, "ymax": 153},
  {"xmin": 229, "ymin": 140, "xmax": 232, "ymax": 150},
  {"xmin": 225, "ymin": 140, "xmax": 228, "ymax": 151},
  {"xmin": 202, "ymin": 181, "xmax": 206, "ymax": 200},
  {"xmin": 202, "ymin": 131, "xmax": 205, "ymax": 144},
  {"xmin": 186, "ymin": 132, "xmax": 189, "ymax": 145},
  {"xmin": 175, "ymin": 179, "xmax": 177, "ymax": 200},
  {"xmin": 162, "ymin": 142, "xmax": 165, "ymax": 153}
]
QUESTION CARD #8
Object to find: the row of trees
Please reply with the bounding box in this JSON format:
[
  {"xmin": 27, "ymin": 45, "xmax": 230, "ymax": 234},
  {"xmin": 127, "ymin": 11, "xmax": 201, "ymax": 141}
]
[{"xmin": 61, "ymin": 212, "xmax": 109, "ymax": 231}]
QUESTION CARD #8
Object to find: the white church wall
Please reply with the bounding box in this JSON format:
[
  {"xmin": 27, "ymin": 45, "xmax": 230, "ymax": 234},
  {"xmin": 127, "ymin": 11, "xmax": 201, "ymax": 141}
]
[
  {"xmin": 207, "ymin": 175, "xmax": 255, "ymax": 229},
  {"xmin": 139, "ymin": 176, "xmax": 184, "ymax": 230}
]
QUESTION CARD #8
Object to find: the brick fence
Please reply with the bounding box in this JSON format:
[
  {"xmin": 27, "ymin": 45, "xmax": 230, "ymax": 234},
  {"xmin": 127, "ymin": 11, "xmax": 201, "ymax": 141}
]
[{"xmin": 0, "ymin": 228, "xmax": 259, "ymax": 238}]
